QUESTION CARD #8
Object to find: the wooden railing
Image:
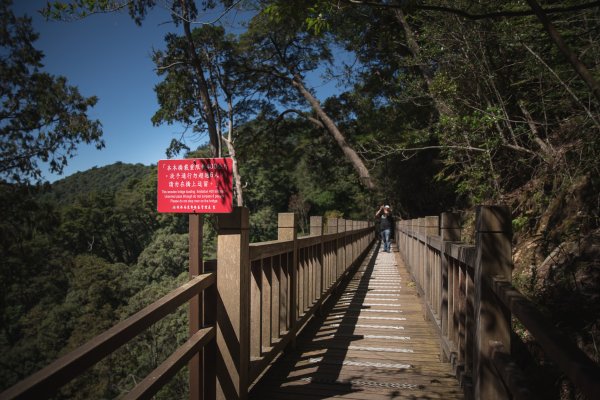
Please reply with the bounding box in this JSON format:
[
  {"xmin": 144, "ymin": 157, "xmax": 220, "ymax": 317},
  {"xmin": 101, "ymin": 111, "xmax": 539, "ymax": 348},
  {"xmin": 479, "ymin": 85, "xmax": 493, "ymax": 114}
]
[
  {"xmin": 0, "ymin": 272, "xmax": 216, "ymax": 400},
  {"xmin": 395, "ymin": 205, "xmax": 600, "ymax": 400},
  {"xmin": 215, "ymin": 209, "xmax": 375, "ymax": 399},
  {"xmin": 0, "ymin": 207, "xmax": 375, "ymax": 400}
]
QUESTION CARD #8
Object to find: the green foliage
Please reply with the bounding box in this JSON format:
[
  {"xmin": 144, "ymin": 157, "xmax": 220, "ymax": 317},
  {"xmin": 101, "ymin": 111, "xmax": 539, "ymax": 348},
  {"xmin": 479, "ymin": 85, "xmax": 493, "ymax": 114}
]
[
  {"xmin": 43, "ymin": 162, "xmax": 151, "ymax": 205},
  {"xmin": 5, "ymin": 1, "xmax": 600, "ymax": 399},
  {"xmin": 512, "ymin": 215, "xmax": 529, "ymax": 233},
  {"xmin": 233, "ymin": 110, "xmax": 372, "ymax": 240},
  {"xmin": 131, "ymin": 231, "xmax": 189, "ymax": 285},
  {"xmin": 1, "ymin": 0, "xmax": 103, "ymax": 182}
]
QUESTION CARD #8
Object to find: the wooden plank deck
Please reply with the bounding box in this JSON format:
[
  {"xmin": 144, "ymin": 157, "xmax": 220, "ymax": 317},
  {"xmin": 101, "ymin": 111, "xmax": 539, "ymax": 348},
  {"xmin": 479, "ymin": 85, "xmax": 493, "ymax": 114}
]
[{"xmin": 249, "ymin": 242, "xmax": 464, "ymax": 400}]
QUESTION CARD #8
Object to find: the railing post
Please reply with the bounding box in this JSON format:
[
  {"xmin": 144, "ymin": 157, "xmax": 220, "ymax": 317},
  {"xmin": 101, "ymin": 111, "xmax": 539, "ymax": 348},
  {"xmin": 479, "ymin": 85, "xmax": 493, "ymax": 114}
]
[
  {"xmin": 278, "ymin": 213, "xmax": 297, "ymax": 346},
  {"xmin": 474, "ymin": 206, "xmax": 512, "ymax": 400},
  {"xmin": 216, "ymin": 207, "xmax": 250, "ymax": 400},
  {"xmin": 189, "ymin": 214, "xmax": 204, "ymax": 400},
  {"xmin": 440, "ymin": 212, "xmax": 461, "ymax": 363}
]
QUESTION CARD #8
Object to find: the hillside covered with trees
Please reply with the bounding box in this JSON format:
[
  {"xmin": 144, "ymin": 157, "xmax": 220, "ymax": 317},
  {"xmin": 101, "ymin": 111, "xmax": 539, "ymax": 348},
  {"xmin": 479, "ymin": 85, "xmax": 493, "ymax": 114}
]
[{"xmin": 2, "ymin": 0, "xmax": 599, "ymax": 399}]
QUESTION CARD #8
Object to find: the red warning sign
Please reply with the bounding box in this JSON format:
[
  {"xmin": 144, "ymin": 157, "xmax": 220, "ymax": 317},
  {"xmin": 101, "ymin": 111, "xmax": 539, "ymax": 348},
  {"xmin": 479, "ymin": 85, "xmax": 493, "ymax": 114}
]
[{"xmin": 157, "ymin": 158, "xmax": 233, "ymax": 213}]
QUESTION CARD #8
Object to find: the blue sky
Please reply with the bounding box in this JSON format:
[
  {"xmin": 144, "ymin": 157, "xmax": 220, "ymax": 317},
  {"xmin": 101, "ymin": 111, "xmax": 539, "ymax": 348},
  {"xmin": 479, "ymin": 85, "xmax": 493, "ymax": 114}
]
[{"xmin": 12, "ymin": 1, "xmax": 348, "ymax": 182}]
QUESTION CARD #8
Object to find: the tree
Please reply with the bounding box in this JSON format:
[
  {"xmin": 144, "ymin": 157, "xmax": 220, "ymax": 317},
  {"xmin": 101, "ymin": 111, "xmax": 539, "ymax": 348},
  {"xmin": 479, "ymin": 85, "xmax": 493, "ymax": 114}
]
[
  {"xmin": 240, "ymin": 7, "xmax": 376, "ymax": 190},
  {"xmin": 45, "ymin": 0, "xmax": 248, "ymax": 203},
  {"xmin": 0, "ymin": 0, "xmax": 103, "ymax": 182},
  {"xmin": 153, "ymin": 25, "xmax": 251, "ymax": 205}
]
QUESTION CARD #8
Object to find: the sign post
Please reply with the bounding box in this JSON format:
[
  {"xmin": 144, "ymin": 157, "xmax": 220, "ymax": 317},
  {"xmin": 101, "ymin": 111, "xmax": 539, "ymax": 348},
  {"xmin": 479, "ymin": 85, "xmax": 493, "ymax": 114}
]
[
  {"xmin": 157, "ymin": 158, "xmax": 234, "ymax": 214},
  {"xmin": 157, "ymin": 158, "xmax": 233, "ymax": 400}
]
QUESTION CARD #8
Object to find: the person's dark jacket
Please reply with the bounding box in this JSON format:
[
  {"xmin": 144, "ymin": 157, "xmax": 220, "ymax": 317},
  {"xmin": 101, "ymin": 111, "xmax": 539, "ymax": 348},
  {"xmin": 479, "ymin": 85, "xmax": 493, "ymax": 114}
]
[{"xmin": 379, "ymin": 214, "xmax": 393, "ymax": 231}]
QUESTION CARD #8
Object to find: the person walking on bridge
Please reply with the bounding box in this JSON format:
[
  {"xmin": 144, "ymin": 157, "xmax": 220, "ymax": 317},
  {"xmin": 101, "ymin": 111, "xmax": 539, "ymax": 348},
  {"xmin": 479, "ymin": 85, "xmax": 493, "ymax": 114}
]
[{"xmin": 376, "ymin": 205, "xmax": 393, "ymax": 252}]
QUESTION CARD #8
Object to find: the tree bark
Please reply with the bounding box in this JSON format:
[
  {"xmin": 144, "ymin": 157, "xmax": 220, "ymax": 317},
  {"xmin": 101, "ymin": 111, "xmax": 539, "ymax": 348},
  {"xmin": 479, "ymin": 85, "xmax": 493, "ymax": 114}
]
[
  {"xmin": 518, "ymin": 101, "xmax": 555, "ymax": 161},
  {"xmin": 225, "ymin": 98, "xmax": 244, "ymax": 206},
  {"xmin": 394, "ymin": 8, "xmax": 454, "ymax": 117},
  {"xmin": 525, "ymin": 0, "xmax": 600, "ymax": 103},
  {"xmin": 180, "ymin": 0, "xmax": 221, "ymax": 156},
  {"xmin": 291, "ymin": 74, "xmax": 376, "ymax": 190}
]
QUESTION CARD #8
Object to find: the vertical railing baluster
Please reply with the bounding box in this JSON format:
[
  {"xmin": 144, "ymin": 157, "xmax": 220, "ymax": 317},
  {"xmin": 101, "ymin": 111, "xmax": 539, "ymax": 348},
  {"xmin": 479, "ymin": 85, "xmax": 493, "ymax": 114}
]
[
  {"xmin": 271, "ymin": 255, "xmax": 281, "ymax": 343},
  {"xmin": 337, "ymin": 219, "xmax": 346, "ymax": 279},
  {"xmin": 328, "ymin": 218, "xmax": 338, "ymax": 289},
  {"xmin": 279, "ymin": 254, "xmax": 288, "ymax": 335},
  {"xmin": 425, "ymin": 216, "xmax": 439, "ymax": 316},
  {"xmin": 250, "ymin": 260, "xmax": 261, "ymax": 358},
  {"xmin": 261, "ymin": 258, "xmax": 272, "ymax": 352},
  {"xmin": 345, "ymin": 220, "xmax": 352, "ymax": 272},
  {"xmin": 465, "ymin": 250, "xmax": 475, "ymax": 383},
  {"xmin": 458, "ymin": 260, "xmax": 466, "ymax": 367},
  {"xmin": 299, "ymin": 247, "xmax": 306, "ymax": 316},
  {"xmin": 452, "ymin": 256, "xmax": 460, "ymax": 358}
]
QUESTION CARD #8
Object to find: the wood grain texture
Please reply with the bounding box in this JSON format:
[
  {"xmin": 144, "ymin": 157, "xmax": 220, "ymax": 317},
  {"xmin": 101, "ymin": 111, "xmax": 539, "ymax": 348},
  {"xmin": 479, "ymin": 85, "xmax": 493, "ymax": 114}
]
[{"xmin": 250, "ymin": 243, "xmax": 464, "ymax": 400}]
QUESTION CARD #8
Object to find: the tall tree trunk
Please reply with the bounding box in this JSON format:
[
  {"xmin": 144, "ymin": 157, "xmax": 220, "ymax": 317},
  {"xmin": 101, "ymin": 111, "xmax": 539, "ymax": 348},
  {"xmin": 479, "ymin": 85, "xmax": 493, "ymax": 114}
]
[
  {"xmin": 525, "ymin": 0, "xmax": 600, "ymax": 103},
  {"xmin": 393, "ymin": 7, "xmax": 484, "ymax": 168},
  {"xmin": 225, "ymin": 98, "xmax": 244, "ymax": 206},
  {"xmin": 394, "ymin": 8, "xmax": 454, "ymax": 117},
  {"xmin": 291, "ymin": 73, "xmax": 376, "ymax": 190},
  {"xmin": 180, "ymin": 0, "xmax": 221, "ymax": 156},
  {"xmin": 208, "ymin": 58, "xmax": 244, "ymax": 205}
]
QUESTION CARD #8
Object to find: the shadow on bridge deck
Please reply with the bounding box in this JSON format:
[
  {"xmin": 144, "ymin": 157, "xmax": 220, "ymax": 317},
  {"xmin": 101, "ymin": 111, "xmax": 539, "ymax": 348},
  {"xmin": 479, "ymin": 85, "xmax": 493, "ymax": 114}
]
[{"xmin": 249, "ymin": 241, "xmax": 464, "ymax": 400}]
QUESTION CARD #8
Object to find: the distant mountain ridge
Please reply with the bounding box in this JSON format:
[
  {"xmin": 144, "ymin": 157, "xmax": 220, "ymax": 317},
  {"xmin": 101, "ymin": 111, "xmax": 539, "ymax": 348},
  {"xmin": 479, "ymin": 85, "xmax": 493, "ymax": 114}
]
[{"xmin": 44, "ymin": 162, "xmax": 153, "ymax": 205}]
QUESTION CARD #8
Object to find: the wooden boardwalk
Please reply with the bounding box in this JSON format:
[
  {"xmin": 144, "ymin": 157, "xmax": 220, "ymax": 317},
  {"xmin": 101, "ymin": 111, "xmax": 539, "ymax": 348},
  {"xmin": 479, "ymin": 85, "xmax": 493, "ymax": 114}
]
[{"xmin": 250, "ymin": 242, "xmax": 464, "ymax": 399}]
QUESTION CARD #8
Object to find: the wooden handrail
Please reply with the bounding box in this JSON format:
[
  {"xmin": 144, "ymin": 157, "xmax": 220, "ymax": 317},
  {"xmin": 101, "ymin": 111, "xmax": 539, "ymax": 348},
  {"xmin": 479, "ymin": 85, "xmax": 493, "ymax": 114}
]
[
  {"xmin": 489, "ymin": 276, "xmax": 600, "ymax": 400},
  {"xmin": 3, "ymin": 210, "xmax": 374, "ymax": 400},
  {"xmin": 216, "ymin": 209, "xmax": 376, "ymax": 398},
  {"xmin": 396, "ymin": 206, "xmax": 600, "ymax": 400},
  {"xmin": 249, "ymin": 239, "xmax": 292, "ymax": 261},
  {"xmin": 124, "ymin": 326, "xmax": 216, "ymax": 400},
  {"xmin": 0, "ymin": 273, "xmax": 215, "ymax": 400},
  {"xmin": 489, "ymin": 341, "xmax": 538, "ymax": 400}
]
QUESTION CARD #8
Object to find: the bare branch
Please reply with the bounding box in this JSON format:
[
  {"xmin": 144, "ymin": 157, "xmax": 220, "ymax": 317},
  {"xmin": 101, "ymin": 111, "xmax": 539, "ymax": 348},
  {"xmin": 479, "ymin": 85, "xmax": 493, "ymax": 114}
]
[
  {"xmin": 155, "ymin": 60, "xmax": 186, "ymax": 71},
  {"xmin": 275, "ymin": 108, "xmax": 324, "ymax": 129},
  {"xmin": 523, "ymin": 43, "xmax": 600, "ymax": 131},
  {"xmin": 357, "ymin": 141, "xmax": 488, "ymax": 163},
  {"xmin": 160, "ymin": 0, "xmax": 244, "ymax": 25}
]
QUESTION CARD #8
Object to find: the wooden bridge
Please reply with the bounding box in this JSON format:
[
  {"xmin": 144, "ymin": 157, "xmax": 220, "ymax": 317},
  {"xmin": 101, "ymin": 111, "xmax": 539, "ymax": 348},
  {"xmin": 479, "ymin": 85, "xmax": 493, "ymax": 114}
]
[
  {"xmin": 2, "ymin": 206, "xmax": 599, "ymax": 400},
  {"xmin": 249, "ymin": 245, "xmax": 463, "ymax": 399}
]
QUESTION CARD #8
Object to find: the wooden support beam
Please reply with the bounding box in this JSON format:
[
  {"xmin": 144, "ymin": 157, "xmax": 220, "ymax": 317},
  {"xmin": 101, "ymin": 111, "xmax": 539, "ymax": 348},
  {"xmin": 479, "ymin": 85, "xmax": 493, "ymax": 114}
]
[
  {"xmin": 440, "ymin": 212, "xmax": 461, "ymax": 362},
  {"xmin": 216, "ymin": 207, "xmax": 250, "ymax": 400},
  {"xmin": 189, "ymin": 214, "xmax": 204, "ymax": 400},
  {"xmin": 474, "ymin": 205, "xmax": 512, "ymax": 400},
  {"xmin": 278, "ymin": 213, "xmax": 297, "ymax": 347}
]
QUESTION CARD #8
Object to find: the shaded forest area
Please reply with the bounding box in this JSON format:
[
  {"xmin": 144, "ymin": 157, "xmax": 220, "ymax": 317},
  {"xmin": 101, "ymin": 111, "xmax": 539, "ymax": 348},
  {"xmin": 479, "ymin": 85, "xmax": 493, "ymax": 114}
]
[{"xmin": 2, "ymin": 0, "xmax": 599, "ymax": 399}]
